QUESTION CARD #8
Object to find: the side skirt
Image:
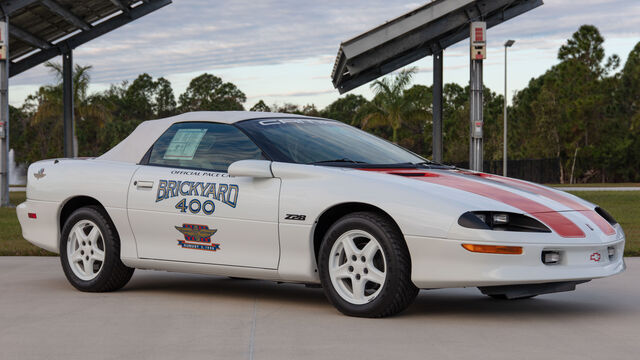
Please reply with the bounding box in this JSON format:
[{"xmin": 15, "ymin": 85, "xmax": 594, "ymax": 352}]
[{"xmin": 122, "ymin": 257, "xmax": 281, "ymax": 281}]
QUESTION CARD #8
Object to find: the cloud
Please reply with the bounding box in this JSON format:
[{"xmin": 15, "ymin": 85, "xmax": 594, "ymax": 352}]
[
  {"xmin": 9, "ymin": 0, "xmax": 640, "ymax": 98},
  {"xmin": 250, "ymin": 89, "xmax": 334, "ymax": 99}
]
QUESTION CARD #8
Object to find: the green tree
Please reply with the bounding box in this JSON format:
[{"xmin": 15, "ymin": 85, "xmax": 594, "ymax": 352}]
[
  {"xmin": 178, "ymin": 73, "xmax": 246, "ymax": 111},
  {"xmin": 441, "ymin": 83, "xmax": 469, "ymax": 162},
  {"xmin": 273, "ymin": 103, "xmax": 302, "ymax": 114},
  {"xmin": 558, "ymin": 25, "xmax": 619, "ymax": 77},
  {"xmin": 123, "ymin": 73, "xmax": 158, "ymax": 120},
  {"xmin": 250, "ymin": 100, "xmax": 271, "ymax": 112},
  {"xmin": 401, "ymin": 84, "xmax": 433, "ymax": 156},
  {"xmin": 510, "ymin": 25, "xmax": 620, "ymax": 183},
  {"xmin": 362, "ymin": 67, "xmax": 417, "ymax": 143},
  {"xmin": 321, "ymin": 94, "xmax": 369, "ymax": 125},
  {"xmin": 155, "ymin": 77, "xmax": 177, "ymax": 118}
]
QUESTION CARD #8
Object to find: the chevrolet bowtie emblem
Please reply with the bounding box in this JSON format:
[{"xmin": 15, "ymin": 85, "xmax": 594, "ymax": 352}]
[{"xmin": 34, "ymin": 168, "xmax": 46, "ymax": 179}]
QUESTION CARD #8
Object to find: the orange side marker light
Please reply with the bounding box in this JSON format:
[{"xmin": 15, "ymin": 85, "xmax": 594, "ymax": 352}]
[{"xmin": 462, "ymin": 244, "xmax": 522, "ymax": 255}]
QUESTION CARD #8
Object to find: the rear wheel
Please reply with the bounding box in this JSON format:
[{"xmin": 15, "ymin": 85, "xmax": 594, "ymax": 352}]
[
  {"xmin": 60, "ymin": 206, "xmax": 134, "ymax": 292},
  {"xmin": 318, "ymin": 212, "xmax": 418, "ymax": 318}
]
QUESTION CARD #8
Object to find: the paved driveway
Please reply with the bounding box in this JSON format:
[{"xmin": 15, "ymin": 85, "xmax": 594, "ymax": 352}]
[{"xmin": 1, "ymin": 257, "xmax": 638, "ymax": 360}]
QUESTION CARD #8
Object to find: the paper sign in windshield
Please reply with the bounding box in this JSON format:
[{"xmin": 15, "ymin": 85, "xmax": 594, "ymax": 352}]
[{"xmin": 164, "ymin": 128, "xmax": 207, "ymax": 160}]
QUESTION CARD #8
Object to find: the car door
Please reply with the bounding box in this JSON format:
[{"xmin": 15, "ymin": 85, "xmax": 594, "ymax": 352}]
[{"xmin": 127, "ymin": 121, "xmax": 281, "ymax": 269}]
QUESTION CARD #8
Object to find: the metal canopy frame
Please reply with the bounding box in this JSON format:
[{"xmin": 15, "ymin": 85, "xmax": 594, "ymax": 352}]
[
  {"xmin": 1, "ymin": 0, "xmax": 172, "ymax": 77},
  {"xmin": 0, "ymin": 0, "xmax": 171, "ymax": 207},
  {"xmin": 330, "ymin": 0, "xmax": 542, "ymax": 166},
  {"xmin": 331, "ymin": 0, "xmax": 543, "ymax": 94}
]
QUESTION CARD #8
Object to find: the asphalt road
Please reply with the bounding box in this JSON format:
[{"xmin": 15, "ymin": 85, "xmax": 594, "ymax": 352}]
[{"xmin": 1, "ymin": 257, "xmax": 638, "ymax": 360}]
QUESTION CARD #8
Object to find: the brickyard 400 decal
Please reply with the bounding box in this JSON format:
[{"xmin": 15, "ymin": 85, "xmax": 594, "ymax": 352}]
[{"xmin": 156, "ymin": 180, "xmax": 239, "ymax": 215}]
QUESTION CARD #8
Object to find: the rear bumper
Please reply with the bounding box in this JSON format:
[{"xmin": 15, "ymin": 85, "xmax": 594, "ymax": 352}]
[
  {"xmin": 405, "ymin": 235, "xmax": 625, "ymax": 289},
  {"xmin": 16, "ymin": 200, "xmax": 60, "ymax": 253}
]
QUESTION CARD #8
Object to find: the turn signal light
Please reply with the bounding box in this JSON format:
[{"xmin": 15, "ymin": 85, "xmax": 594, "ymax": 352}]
[
  {"xmin": 461, "ymin": 244, "xmax": 523, "ymax": 255},
  {"xmin": 28, "ymin": 213, "xmax": 37, "ymax": 219}
]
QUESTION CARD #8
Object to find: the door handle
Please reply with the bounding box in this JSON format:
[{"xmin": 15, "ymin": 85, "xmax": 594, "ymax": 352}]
[{"xmin": 134, "ymin": 180, "xmax": 154, "ymax": 189}]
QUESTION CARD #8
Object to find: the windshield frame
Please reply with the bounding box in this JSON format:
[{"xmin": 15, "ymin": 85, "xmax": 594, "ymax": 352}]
[{"xmin": 234, "ymin": 117, "xmax": 435, "ymax": 169}]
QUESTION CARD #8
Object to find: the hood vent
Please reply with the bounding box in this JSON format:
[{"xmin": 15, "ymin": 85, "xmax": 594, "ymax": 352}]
[
  {"xmin": 595, "ymin": 207, "xmax": 617, "ymax": 225},
  {"xmin": 388, "ymin": 172, "xmax": 439, "ymax": 177},
  {"xmin": 389, "ymin": 172, "xmax": 427, "ymax": 177}
]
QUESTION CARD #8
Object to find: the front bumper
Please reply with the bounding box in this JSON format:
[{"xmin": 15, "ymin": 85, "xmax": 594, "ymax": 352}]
[{"xmin": 405, "ymin": 235, "xmax": 625, "ymax": 289}]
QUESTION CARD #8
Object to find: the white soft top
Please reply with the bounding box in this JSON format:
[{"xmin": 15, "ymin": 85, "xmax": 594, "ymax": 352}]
[{"xmin": 98, "ymin": 111, "xmax": 317, "ymax": 164}]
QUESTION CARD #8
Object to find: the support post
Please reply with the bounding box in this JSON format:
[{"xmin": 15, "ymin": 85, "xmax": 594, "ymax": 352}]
[
  {"xmin": 469, "ymin": 22, "xmax": 486, "ymax": 172},
  {"xmin": 0, "ymin": 18, "xmax": 10, "ymax": 207},
  {"xmin": 432, "ymin": 50, "xmax": 443, "ymax": 163},
  {"xmin": 503, "ymin": 46, "xmax": 507, "ymax": 177},
  {"xmin": 62, "ymin": 49, "xmax": 76, "ymax": 158},
  {"xmin": 469, "ymin": 59, "xmax": 483, "ymax": 171}
]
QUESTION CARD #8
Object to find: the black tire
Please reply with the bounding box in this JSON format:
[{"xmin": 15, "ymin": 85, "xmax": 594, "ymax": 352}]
[
  {"xmin": 318, "ymin": 211, "xmax": 418, "ymax": 318},
  {"xmin": 60, "ymin": 206, "xmax": 134, "ymax": 292},
  {"xmin": 487, "ymin": 294, "xmax": 537, "ymax": 300}
]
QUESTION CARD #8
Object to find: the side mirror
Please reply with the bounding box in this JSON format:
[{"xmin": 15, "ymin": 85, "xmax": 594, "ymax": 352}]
[{"xmin": 228, "ymin": 160, "xmax": 273, "ymax": 178}]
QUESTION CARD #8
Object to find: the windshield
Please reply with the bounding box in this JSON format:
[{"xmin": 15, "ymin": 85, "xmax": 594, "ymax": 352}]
[{"xmin": 236, "ymin": 118, "xmax": 427, "ymax": 166}]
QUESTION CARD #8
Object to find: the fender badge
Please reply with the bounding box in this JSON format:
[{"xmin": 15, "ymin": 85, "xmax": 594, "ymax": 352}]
[{"xmin": 34, "ymin": 168, "xmax": 46, "ymax": 179}]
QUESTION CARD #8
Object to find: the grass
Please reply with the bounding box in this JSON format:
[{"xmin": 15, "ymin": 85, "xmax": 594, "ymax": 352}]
[
  {"xmin": 1, "ymin": 191, "xmax": 638, "ymax": 256},
  {"xmin": 550, "ymin": 183, "xmax": 640, "ymax": 188}
]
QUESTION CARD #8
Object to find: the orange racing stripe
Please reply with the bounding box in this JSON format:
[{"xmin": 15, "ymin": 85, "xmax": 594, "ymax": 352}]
[
  {"xmin": 359, "ymin": 169, "xmax": 586, "ymax": 238},
  {"xmin": 455, "ymin": 171, "xmax": 615, "ymax": 236}
]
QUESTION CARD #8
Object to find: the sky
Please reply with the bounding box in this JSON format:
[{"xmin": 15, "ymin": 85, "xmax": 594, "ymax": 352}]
[{"xmin": 8, "ymin": 0, "xmax": 640, "ymax": 109}]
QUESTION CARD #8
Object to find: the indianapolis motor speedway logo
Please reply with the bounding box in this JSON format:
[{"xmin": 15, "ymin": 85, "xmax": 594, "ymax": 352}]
[{"xmin": 175, "ymin": 224, "xmax": 220, "ymax": 252}]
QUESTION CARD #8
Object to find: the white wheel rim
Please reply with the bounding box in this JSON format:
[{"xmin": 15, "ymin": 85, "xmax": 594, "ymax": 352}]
[
  {"xmin": 328, "ymin": 230, "xmax": 387, "ymax": 305},
  {"xmin": 66, "ymin": 220, "xmax": 105, "ymax": 281}
]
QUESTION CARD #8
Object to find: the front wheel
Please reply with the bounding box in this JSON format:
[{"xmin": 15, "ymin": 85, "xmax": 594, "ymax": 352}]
[
  {"xmin": 60, "ymin": 206, "xmax": 134, "ymax": 292},
  {"xmin": 318, "ymin": 212, "xmax": 418, "ymax": 318}
]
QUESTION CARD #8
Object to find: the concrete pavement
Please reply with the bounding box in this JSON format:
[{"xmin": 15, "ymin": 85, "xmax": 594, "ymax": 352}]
[{"xmin": 1, "ymin": 256, "xmax": 638, "ymax": 360}]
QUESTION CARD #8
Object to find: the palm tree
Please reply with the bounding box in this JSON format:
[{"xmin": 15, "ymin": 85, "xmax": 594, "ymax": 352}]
[
  {"xmin": 361, "ymin": 67, "xmax": 417, "ymax": 143},
  {"xmin": 44, "ymin": 61, "xmax": 92, "ymax": 103},
  {"xmin": 36, "ymin": 62, "xmax": 112, "ymax": 156}
]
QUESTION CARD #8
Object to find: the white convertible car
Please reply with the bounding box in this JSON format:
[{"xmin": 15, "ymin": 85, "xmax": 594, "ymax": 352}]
[{"xmin": 17, "ymin": 112, "xmax": 625, "ymax": 317}]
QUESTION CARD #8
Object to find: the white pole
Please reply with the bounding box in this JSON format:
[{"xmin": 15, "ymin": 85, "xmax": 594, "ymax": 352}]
[
  {"xmin": 503, "ymin": 40, "xmax": 514, "ymax": 177},
  {"xmin": 503, "ymin": 45, "xmax": 507, "ymax": 177}
]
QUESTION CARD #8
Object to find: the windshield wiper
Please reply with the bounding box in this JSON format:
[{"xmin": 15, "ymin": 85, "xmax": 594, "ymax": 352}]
[
  {"xmin": 411, "ymin": 161, "xmax": 433, "ymax": 166},
  {"xmin": 411, "ymin": 160, "xmax": 454, "ymax": 169},
  {"xmin": 309, "ymin": 158, "xmax": 368, "ymax": 164}
]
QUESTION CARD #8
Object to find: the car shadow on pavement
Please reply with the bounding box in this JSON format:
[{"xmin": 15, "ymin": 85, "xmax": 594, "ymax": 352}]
[
  {"xmin": 109, "ymin": 271, "xmax": 633, "ymax": 319},
  {"xmin": 403, "ymin": 288, "xmax": 632, "ymax": 319},
  {"xmin": 121, "ymin": 272, "xmax": 329, "ymax": 306}
]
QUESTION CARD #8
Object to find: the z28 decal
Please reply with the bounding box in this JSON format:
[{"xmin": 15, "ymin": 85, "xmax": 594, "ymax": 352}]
[{"xmin": 285, "ymin": 214, "xmax": 306, "ymax": 221}]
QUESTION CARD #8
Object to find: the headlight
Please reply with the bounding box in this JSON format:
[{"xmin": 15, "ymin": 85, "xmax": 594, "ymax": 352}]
[{"xmin": 458, "ymin": 211, "xmax": 551, "ymax": 233}]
